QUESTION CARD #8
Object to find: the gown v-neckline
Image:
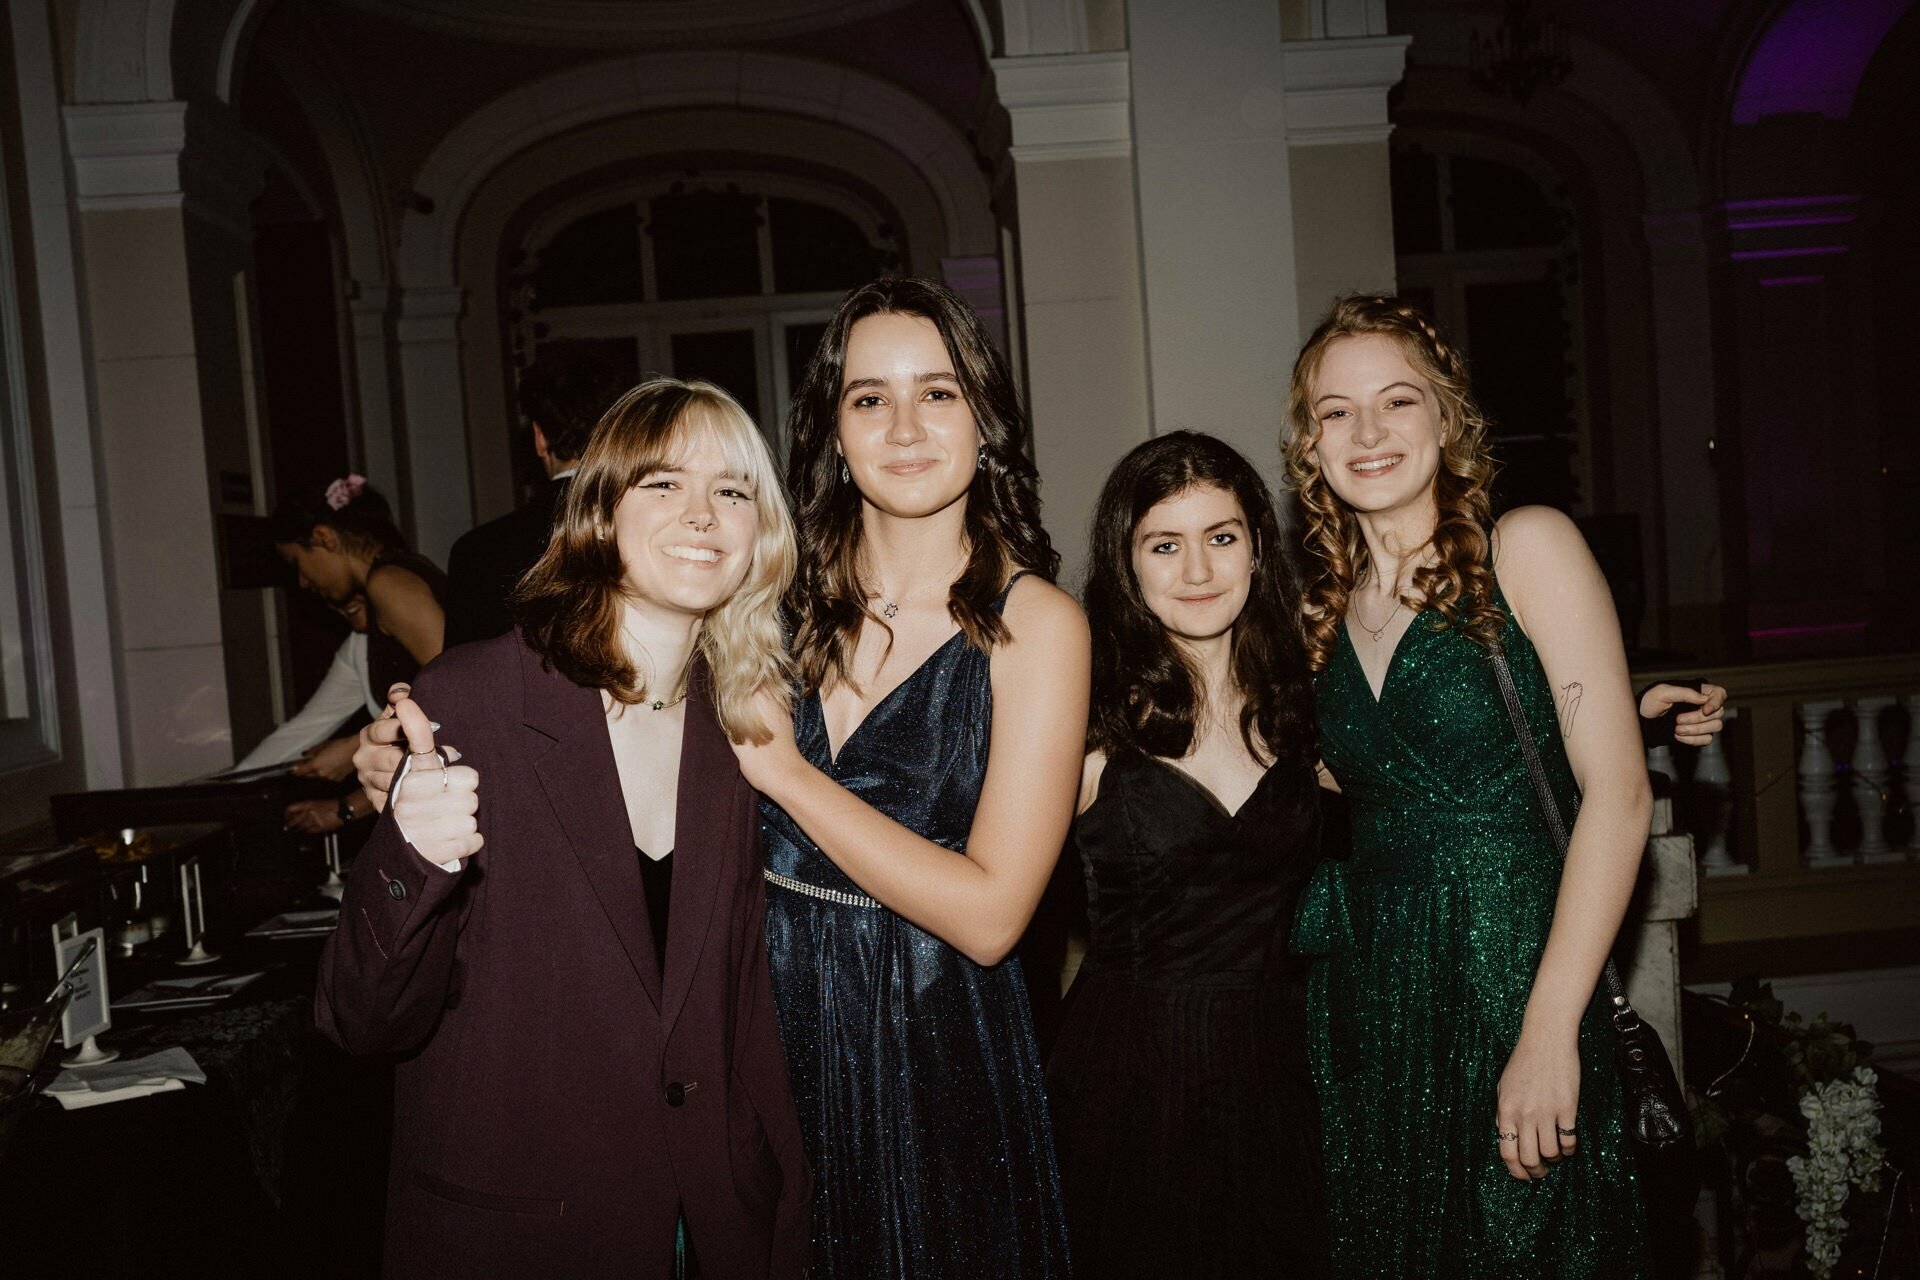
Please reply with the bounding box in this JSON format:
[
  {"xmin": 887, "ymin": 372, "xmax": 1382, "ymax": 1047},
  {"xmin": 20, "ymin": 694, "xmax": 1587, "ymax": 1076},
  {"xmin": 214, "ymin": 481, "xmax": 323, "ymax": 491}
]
[
  {"xmin": 821, "ymin": 628, "xmax": 967, "ymax": 767},
  {"xmin": 1145, "ymin": 754, "xmax": 1278, "ymax": 822},
  {"xmin": 1341, "ymin": 609, "xmax": 1424, "ymax": 706}
]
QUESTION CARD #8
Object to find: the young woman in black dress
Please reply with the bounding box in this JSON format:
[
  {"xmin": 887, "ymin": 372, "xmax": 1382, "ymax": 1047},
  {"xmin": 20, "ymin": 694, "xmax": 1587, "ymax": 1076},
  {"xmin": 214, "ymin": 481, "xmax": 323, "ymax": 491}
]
[{"xmin": 1046, "ymin": 431, "xmax": 1331, "ymax": 1278}]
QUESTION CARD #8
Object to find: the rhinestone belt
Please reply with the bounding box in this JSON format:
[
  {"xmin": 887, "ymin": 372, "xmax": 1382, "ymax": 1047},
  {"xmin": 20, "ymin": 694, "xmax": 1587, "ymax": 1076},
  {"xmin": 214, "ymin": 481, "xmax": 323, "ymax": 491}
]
[{"xmin": 764, "ymin": 868, "xmax": 880, "ymax": 908}]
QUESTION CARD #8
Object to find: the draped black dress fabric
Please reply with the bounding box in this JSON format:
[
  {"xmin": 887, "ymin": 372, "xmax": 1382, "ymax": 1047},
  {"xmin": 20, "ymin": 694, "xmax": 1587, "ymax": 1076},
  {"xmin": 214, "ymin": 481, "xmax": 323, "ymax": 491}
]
[
  {"xmin": 760, "ymin": 577, "xmax": 1071, "ymax": 1279},
  {"xmin": 1047, "ymin": 749, "xmax": 1331, "ymax": 1279},
  {"xmin": 365, "ymin": 548, "xmax": 449, "ymax": 698}
]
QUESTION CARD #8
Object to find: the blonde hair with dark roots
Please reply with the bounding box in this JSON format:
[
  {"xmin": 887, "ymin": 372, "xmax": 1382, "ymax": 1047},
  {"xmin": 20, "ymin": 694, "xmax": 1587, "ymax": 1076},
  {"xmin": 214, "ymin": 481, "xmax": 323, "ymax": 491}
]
[
  {"xmin": 1283, "ymin": 295, "xmax": 1505, "ymax": 672},
  {"xmin": 515, "ymin": 378, "xmax": 796, "ymax": 743}
]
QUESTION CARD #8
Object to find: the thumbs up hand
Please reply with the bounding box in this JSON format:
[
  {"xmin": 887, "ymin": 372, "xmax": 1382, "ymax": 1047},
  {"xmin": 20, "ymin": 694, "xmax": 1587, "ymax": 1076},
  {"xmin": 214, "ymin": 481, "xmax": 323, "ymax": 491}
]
[{"xmin": 359, "ymin": 685, "xmax": 483, "ymax": 866}]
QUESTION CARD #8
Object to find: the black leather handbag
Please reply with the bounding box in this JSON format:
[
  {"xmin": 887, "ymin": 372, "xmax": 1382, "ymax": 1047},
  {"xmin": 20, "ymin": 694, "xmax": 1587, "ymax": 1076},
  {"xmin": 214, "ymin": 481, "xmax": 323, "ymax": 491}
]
[{"xmin": 1488, "ymin": 647, "xmax": 1700, "ymax": 1220}]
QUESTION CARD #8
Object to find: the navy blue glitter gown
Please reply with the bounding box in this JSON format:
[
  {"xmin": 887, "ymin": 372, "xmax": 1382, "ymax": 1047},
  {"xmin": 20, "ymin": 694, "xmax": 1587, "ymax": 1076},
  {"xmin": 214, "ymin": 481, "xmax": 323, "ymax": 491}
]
[{"xmin": 760, "ymin": 577, "xmax": 1071, "ymax": 1278}]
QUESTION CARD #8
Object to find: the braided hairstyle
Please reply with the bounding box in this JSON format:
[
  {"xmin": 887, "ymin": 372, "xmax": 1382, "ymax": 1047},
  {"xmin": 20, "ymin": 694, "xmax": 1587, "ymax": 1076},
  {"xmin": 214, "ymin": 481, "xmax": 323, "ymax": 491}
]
[{"xmin": 1282, "ymin": 295, "xmax": 1504, "ymax": 672}]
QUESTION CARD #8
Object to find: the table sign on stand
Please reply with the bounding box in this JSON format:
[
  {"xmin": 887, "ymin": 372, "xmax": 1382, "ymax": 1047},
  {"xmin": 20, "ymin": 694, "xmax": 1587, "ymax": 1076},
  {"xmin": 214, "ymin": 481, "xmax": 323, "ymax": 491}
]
[
  {"xmin": 318, "ymin": 833, "xmax": 345, "ymax": 902},
  {"xmin": 175, "ymin": 858, "xmax": 219, "ymax": 967},
  {"xmin": 50, "ymin": 915, "xmax": 116, "ymax": 1066}
]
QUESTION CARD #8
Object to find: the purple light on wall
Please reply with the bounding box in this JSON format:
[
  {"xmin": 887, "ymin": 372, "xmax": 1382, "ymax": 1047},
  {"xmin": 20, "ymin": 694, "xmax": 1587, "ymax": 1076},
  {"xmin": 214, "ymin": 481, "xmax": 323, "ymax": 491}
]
[
  {"xmin": 1729, "ymin": 245, "xmax": 1849, "ymax": 261},
  {"xmin": 1747, "ymin": 621, "xmax": 1869, "ymax": 639},
  {"xmin": 1758, "ymin": 275, "xmax": 1826, "ymax": 287},
  {"xmin": 1722, "ymin": 195, "xmax": 1864, "ymax": 211},
  {"xmin": 1726, "ymin": 214, "xmax": 1856, "ymax": 231},
  {"xmin": 1731, "ymin": 0, "xmax": 1911, "ymax": 125}
]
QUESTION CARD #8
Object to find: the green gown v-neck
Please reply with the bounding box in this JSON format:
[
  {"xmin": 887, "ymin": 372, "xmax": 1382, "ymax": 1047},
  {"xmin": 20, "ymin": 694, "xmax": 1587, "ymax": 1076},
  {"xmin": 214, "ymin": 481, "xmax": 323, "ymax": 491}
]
[{"xmin": 1294, "ymin": 587, "xmax": 1649, "ymax": 1278}]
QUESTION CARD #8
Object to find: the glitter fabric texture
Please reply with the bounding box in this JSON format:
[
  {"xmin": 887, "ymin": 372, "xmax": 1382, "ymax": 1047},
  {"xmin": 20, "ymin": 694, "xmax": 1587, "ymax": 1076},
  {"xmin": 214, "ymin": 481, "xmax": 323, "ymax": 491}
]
[
  {"xmin": 760, "ymin": 577, "xmax": 1070, "ymax": 1278},
  {"xmin": 1295, "ymin": 590, "xmax": 1650, "ymax": 1278}
]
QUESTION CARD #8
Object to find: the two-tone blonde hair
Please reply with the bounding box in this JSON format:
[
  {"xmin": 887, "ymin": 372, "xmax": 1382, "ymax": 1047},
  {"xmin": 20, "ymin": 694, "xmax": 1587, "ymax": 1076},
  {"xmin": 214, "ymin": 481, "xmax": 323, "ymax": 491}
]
[
  {"xmin": 516, "ymin": 378, "xmax": 795, "ymax": 742},
  {"xmin": 1283, "ymin": 295, "xmax": 1505, "ymax": 672}
]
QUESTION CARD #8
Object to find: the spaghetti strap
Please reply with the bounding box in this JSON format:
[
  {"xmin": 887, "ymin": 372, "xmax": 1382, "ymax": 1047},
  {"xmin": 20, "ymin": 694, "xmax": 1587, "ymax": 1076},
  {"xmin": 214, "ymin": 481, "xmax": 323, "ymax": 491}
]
[{"xmin": 992, "ymin": 569, "xmax": 1034, "ymax": 612}]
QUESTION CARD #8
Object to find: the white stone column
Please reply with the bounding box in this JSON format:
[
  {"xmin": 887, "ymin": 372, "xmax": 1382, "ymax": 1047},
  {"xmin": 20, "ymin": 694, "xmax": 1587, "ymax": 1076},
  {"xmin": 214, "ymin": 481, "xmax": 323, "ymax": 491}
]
[
  {"xmin": 1283, "ymin": 36, "xmax": 1410, "ymax": 336},
  {"xmin": 1127, "ymin": 0, "xmax": 1298, "ymax": 493},
  {"xmin": 994, "ymin": 52, "xmax": 1150, "ymax": 587},
  {"xmin": 1621, "ymin": 827, "xmax": 1697, "ymax": 1085},
  {"xmin": 8, "ymin": 0, "xmax": 124, "ymax": 787},
  {"xmin": 63, "ymin": 100, "xmax": 268, "ymax": 782},
  {"xmin": 348, "ymin": 284, "xmax": 401, "ymax": 499},
  {"xmin": 394, "ymin": 286, "xmax": 473, "ymax": 565}
]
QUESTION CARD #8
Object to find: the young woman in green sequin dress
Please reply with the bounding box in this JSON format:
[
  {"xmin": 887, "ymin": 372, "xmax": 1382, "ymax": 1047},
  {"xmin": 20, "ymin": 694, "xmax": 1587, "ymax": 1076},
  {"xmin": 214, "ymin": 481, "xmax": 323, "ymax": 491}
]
[{"xmin": 1283, "ymin": 296, "xmax": 1723, "ymax": 1277}]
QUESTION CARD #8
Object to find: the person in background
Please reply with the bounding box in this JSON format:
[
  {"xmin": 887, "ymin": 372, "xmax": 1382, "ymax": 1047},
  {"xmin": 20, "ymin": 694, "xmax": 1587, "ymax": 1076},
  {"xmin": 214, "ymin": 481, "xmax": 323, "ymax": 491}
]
[
  {"xmin": 443, "ymin": 352, "xmax": 630, "ymax": 647},
  {"xmin": 271, "ymin": 474, "xmax": 448, "ymax": 711},
  {"xmin": 272, "ymin": 477, "xmax": 447, "ymax": 836},
  {"xmin": 232, "ymin": 591, "xmax": 378, "ymax": 774}
]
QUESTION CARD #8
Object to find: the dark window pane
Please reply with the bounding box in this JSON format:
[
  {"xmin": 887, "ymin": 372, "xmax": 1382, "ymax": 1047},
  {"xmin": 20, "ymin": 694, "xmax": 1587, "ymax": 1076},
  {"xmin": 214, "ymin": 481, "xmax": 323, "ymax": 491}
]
[
  {"xmin": 1464, "ymin": 278, "xmax": 1578, "ymax": 510},
  {"xmin": 670, "ymin": 330, "xmax": 761, "ymax": 427},
  {"xmin": 532, "ymin": 205, "xmax": 643, "ymax": 307},
  {"xmin": 530, "ymin": 338, "xmax": 640, "ymax": 393},
  {"xmin": 1390, "ymin": 148, "xmax": 1443, "ymax": 254},
  {"xmin": 785, "ymin": 322, "xmax": 828, "ymax": 394},
  {"xmin": 769, "ymin": 198, "xmax": 886, "ymax": 294},
  {"xmin": 651, "ymin": 191, "xmax": 762, "ymax": 301},
  {"xmin": 1450, "ymin": 157, "xmax": 1566, "ymax": 251}
]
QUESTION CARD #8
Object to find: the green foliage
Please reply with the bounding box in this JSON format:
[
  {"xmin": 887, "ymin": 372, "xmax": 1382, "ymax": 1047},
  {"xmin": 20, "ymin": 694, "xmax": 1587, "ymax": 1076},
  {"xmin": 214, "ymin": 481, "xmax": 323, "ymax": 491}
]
[{"xmin": 1691, "ymin": 977, "xmax": 1876, "ymax": 1152}]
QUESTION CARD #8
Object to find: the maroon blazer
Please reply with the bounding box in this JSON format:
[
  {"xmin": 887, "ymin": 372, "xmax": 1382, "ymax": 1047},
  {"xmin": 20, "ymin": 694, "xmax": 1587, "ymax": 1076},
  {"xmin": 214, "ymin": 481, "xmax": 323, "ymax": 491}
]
[{"xmin": 316, "ymin": 633, "xmax": 811, "ymax": 1278}]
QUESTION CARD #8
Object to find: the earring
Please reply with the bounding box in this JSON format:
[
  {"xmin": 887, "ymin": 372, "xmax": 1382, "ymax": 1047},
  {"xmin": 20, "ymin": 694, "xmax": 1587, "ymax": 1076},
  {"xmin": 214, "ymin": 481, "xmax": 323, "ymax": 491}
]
[
  {"xmin": 840, "ymin": 459, "xmax": 850, "ymax": 484},
  {"xmin": 976, "ymin": 446, "xmax": 986, "ymax": 469}
]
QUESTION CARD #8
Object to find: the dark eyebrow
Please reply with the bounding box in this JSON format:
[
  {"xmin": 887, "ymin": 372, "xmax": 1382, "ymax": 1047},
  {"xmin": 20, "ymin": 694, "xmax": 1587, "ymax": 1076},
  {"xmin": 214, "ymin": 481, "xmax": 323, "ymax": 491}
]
[{"xmin": 842, "ymin": 371, "xmax": 960, "ymax": 395}]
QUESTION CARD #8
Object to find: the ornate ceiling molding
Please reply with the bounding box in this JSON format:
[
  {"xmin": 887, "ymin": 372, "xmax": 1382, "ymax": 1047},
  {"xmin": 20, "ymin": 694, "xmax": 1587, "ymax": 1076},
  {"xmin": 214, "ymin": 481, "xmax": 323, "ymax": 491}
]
[{"xmin": 326, "ymin": 0, "xmax": 925, "ymax": 47}]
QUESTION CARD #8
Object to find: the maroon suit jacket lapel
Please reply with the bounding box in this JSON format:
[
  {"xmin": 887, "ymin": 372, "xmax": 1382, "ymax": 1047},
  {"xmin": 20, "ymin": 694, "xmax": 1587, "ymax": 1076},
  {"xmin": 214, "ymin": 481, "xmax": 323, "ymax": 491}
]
[
  {"xmin": 522, "ymin": 645, "xmax": 663, "ymax": 1012},
  {"xmin": 660, "ymin": 664, "xmax": 731, "ymax": 1033},
  {"xmin": 519, "ymin": 648, "xmax": 737, "ymax": 1030}
]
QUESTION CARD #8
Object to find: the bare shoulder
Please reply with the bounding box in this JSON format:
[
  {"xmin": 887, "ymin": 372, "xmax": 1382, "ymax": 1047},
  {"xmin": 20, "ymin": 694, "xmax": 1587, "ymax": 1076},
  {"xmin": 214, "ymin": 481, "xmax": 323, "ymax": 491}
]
[
  {"xmin": 999, "ymin": 574, "xmax": 1089, "ymax": 651},
  {"xmin": 367, "ymin": 560, "xmax": 436, "ymax": 605},
  {"xmin": 1492, "ymin": 505, "xmax": 1590, "ymax": 575}
]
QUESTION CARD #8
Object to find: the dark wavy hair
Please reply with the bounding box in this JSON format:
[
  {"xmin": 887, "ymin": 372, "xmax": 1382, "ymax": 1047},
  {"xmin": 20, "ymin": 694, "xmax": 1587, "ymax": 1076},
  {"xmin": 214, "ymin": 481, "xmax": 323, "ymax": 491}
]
[
  {"xmin": 1284, "ymin": 295, "xmax": 1503, "ymax": 671},
  {"xmin": 785, "ymin": 277, "xmax": 1059, "ymax": 695},
  {"xmin": 1084, "ymin": 432, "xmax": 1315, "ymax": 768},
  {"xmin": 515, "ymin": 349, "xmax": 631, "ymax": 462},
  {"xmin": 268, "ymin": 476, "xmax": 406, "ymax": 556}
]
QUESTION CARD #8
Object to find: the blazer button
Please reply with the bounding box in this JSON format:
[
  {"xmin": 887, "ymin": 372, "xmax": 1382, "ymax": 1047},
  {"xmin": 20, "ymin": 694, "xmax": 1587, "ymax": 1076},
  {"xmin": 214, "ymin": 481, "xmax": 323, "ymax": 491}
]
[
  {"xmin": 664, "ymin": 1082, "xmax": 686, "ymax": 1107},
  {"xmin": 387, "ymin": 880, "xmax": 407, "ymax": 901}
]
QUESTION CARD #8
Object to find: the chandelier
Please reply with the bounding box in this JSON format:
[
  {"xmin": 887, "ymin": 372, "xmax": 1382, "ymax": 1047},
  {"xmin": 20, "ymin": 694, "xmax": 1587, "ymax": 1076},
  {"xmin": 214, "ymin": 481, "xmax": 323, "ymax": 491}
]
[{"xmin": 1469, "ymin": 0, "xmax": 1572, "ymax": 105}]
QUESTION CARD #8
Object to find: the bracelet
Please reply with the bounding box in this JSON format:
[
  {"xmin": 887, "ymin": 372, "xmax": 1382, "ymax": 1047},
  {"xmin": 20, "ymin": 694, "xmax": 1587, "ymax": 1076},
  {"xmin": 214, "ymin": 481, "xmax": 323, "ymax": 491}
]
[{"xmin": 336, "ymin": 795, "xmax": 356, "ymax": 824}]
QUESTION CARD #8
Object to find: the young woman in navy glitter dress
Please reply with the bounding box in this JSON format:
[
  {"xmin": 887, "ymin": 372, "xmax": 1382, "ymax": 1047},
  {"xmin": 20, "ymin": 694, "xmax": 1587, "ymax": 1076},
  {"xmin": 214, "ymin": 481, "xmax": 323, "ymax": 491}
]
[
  {"xmin": 730, "ymin": 279, "xmax": 1082, "ymax": 1278},
  {"xmin": 1047, "ymin": 432, "xmax": 1330, "ymax": 1278}
]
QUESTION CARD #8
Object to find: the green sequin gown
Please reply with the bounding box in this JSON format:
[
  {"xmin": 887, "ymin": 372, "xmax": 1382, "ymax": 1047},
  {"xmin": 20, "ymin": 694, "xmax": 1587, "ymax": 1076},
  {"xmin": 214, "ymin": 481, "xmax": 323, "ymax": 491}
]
[{"xmin": 1295, "ymin": 592, "xmax": 1649, "ymax": 1278}]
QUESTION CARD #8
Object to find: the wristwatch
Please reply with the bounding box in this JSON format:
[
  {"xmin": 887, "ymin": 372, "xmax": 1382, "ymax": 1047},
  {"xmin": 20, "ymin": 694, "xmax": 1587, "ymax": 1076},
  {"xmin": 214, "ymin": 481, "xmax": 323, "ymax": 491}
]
[{"xmin": 336, "ymin": 794, "xmax": 357, "ymax": 825}]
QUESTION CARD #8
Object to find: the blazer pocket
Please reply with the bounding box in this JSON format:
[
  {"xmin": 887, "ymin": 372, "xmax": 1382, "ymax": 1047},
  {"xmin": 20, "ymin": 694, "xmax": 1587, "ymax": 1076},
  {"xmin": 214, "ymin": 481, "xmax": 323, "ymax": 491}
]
[{"xmin": 414, "ymin": 1169, "xmax": 566, "ymax": 1218}]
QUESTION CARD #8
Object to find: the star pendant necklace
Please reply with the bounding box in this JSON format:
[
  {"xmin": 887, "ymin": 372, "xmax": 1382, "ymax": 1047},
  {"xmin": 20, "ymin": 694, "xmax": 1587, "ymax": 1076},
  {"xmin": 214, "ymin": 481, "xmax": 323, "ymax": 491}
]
[
  {"xmin": 874, "ymin": 550, "xmax": 969, "ymax": 621},
  {"xmin": 619, "ymin": 625, "xmax": 689, "ymax": 711}
]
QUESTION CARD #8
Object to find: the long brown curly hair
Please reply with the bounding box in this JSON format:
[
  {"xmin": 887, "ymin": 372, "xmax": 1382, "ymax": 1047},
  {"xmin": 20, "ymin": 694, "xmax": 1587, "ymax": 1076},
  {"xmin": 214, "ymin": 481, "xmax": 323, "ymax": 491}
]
[
  {"xmin": 1283, "ymin": 295, "xmax": 1505, "ymax": 672},
  {"xmin": 785, "ymin": 278, "xmax": 1058, "ymax": 696}
]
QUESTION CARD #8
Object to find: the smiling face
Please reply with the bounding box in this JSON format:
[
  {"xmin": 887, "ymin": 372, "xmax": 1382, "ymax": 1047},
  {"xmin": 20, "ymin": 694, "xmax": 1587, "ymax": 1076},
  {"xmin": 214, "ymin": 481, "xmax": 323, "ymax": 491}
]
[
  {"xmin": 836, "ymin": 312, "xmax": 980, "ymax": 521},
  {"xmin": 1308, "ymin": 332, "xmax": 1447, "ymax": 519},
  {"xmin": 1131, "ymin": 484, "xmax": 1255, "ymax": 647},
  {"xmin": 612, "ymin": 427, "xmax": 759, "ymax": 623}
]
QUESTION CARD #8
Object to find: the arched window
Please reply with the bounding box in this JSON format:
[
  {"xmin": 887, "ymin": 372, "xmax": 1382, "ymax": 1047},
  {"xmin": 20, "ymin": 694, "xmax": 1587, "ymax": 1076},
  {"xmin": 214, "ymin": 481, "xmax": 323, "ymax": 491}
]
[
  {"xmin": 509, "ymin": 174, "xmax": 901, "ymax": 451},
  {"xmin": 1391, "ymin": 141, "xmax": 1585, "ymax": 512}
]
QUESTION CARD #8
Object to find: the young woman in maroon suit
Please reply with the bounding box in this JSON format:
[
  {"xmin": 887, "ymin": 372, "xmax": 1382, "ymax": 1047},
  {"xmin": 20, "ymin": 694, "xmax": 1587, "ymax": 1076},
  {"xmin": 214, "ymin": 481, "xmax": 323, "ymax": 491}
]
[{"xmin": 317, "ymin": 379, "xmax": 812, "ymax": 1279}]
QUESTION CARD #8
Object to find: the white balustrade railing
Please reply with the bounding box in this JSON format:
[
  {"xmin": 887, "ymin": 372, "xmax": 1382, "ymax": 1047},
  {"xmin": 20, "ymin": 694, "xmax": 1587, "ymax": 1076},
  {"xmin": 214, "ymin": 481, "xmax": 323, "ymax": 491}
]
[{"xmin": 1794, "ymin": 695, "xmax": 1914, "ymax": 870}]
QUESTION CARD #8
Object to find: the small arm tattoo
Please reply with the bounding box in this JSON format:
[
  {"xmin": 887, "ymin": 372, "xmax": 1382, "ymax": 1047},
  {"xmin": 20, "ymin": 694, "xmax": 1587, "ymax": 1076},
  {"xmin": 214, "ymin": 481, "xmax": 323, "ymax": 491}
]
[{"xmin": 1558, "ymin": 682, "xmax": 1584, "ymax": 736}]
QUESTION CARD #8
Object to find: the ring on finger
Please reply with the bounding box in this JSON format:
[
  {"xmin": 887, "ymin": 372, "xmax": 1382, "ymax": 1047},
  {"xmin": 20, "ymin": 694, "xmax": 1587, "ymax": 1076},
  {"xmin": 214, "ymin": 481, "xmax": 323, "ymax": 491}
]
[
  {"xmin": 1556, "ymin": 1125, "xmax": 1577, "ymax": 1138},
  {"xmin": 1495, "ymin": 1129, "xmax": 1518, "ymax": 1143}
]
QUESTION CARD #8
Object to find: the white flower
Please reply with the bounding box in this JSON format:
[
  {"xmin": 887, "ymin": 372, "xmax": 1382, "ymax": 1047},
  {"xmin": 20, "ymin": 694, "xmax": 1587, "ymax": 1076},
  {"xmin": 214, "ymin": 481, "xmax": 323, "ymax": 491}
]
[{"xmin": 1789, "ymin": 1070, "xmax": 1885, "ymax": 1278}]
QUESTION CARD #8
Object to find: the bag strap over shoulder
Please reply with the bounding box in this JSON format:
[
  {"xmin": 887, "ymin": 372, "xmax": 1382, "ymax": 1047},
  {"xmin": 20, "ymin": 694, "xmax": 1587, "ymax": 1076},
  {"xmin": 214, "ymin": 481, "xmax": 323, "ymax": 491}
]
[{"xmin": 1488, "ymin": 644, "xmax": 1630, "ymax": 1007}]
